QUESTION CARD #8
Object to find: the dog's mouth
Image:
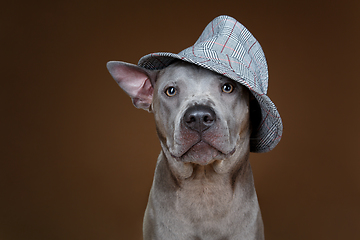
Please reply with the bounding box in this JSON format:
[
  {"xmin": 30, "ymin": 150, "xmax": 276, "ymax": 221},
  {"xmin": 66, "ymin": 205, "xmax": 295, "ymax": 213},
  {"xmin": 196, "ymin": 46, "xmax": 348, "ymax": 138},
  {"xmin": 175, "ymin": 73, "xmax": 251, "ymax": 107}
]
[
  {"xmin": 168, "ymin": 109, "xmax": 237, "ymax": 165},
  {"xmin": 171, "ymin": 140, "xmax": 235, "ymax": 166}
]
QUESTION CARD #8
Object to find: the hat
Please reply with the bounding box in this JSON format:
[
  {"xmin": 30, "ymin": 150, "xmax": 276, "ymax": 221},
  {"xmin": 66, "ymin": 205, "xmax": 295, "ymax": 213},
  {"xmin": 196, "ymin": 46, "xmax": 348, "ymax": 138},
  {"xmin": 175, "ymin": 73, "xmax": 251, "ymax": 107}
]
[{"xmin": 138, "ymin": 15, "xmax": 282, "ymax": 153}]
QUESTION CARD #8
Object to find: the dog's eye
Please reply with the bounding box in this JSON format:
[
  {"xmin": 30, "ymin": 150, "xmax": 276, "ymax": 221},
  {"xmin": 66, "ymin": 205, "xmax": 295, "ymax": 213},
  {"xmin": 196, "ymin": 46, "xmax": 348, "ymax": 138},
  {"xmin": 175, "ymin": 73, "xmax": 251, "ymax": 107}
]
[
  {"xmin": 222, "ymin": 83, "xmax": 234, "ymax": 93},
  {"xmin": 165, "ymin": 87, "xmax": 177, "ymax": 97}
]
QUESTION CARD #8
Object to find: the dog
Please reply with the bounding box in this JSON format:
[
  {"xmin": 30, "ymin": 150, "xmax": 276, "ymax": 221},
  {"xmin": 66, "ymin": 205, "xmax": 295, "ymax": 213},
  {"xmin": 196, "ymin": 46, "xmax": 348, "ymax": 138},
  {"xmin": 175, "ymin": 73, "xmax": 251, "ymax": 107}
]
[{"xmin": 107, "ymin": 15, "xmax": 282, "ymax": 240}]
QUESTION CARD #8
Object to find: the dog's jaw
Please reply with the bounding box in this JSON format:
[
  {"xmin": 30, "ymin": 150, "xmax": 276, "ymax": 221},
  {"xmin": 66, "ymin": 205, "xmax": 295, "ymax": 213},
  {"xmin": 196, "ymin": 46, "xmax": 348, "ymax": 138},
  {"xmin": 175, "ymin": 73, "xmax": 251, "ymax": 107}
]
[{"xmin": 159, "ymin": 135, "xmax": 247, "ymax": 180}]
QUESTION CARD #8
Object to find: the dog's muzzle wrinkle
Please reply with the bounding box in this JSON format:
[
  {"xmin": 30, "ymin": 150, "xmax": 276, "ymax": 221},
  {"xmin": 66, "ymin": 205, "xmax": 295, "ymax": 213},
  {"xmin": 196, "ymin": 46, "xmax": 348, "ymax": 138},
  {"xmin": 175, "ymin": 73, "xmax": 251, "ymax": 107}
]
[{"xmin": 183, "ymin": 105, "xmax": 216, "ymax": 132}]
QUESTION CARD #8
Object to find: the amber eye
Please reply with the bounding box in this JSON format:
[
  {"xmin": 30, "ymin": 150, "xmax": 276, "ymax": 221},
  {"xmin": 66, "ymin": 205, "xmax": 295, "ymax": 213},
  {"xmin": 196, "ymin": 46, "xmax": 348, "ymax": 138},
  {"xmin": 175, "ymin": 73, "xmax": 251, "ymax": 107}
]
[
  {"xmin": 222, "ymin": 83, "xmax": 234, "ymax": 93},
  {"xmin": 165, "ymin": 86, "xmax": 177, "ymax": 97}
]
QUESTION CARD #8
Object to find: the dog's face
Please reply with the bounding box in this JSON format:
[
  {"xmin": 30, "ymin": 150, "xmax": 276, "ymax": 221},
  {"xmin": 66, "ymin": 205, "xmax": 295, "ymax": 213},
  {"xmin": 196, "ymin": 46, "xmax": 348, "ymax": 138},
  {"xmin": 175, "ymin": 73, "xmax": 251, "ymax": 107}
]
[
  {"xmin": 151, "ymin": 62, "xmax": 250, "ymax": 168},
  {"xmin": 107, "ymin": 60, "xmax": 251, "ymax": 178}
]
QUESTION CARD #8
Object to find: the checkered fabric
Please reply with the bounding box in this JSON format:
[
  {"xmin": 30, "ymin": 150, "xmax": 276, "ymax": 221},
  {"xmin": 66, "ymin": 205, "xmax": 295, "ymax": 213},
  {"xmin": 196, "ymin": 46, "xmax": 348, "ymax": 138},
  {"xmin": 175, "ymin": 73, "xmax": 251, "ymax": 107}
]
[{"xmin": 138, "ymin": 15, "xmax": 282, "ymax": 153}]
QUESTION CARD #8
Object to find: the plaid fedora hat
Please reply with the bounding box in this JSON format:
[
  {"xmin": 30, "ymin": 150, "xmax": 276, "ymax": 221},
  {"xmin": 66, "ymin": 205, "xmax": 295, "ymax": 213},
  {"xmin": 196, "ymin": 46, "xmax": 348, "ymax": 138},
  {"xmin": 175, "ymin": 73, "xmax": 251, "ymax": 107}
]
[{"xmin": 138, "ymin": 15, "xmax": 282, "ymax": 153}]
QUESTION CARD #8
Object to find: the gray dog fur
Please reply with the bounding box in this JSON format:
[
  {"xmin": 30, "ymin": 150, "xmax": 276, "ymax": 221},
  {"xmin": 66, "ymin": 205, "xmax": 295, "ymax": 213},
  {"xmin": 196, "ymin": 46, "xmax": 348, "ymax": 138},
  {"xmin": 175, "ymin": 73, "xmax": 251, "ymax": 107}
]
[{"xmin": 107, "ymin": 60, "xmax": 264, "ymax": 240}]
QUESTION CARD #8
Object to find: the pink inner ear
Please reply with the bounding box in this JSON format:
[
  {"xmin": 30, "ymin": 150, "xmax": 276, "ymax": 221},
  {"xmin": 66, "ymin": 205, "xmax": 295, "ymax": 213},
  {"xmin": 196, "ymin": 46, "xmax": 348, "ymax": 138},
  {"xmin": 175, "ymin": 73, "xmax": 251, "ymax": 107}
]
[
  {"xmin": 131, "ymin": 77, "xmax": 153, "ymax": 109},
  {"xmin": 107, "ymin": 61, "xmax": 155, "ymax": 109}
]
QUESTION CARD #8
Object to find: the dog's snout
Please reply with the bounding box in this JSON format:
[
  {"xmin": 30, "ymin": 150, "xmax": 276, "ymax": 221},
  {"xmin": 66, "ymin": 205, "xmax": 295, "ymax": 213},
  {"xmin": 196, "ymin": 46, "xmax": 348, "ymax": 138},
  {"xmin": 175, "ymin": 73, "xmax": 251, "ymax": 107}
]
[{"xmin": 183, "ymin": 105, "xmax": 216, "ymax": 132}]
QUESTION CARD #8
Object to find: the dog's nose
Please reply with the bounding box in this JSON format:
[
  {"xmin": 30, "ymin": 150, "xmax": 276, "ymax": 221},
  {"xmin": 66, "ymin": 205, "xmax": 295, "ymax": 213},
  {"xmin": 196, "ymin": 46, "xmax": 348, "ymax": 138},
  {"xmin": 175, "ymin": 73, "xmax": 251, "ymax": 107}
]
[{"xmin": 183, "ymin": 105, "xmax": 216, "ymax": 132}]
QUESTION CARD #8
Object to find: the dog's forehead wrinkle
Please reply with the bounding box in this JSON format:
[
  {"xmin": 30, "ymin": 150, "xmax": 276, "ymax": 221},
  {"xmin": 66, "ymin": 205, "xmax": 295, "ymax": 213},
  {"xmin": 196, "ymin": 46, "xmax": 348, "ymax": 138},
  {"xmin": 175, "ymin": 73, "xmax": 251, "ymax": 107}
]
[{"xmin": 161, "ymin": 62, "xmax": 221, "ymax": 86}]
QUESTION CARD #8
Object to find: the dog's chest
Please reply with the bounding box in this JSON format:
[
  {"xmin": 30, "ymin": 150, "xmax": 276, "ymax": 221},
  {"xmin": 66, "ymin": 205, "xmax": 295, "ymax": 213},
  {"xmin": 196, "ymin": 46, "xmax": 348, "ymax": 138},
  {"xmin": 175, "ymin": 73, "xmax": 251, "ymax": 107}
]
[{"xmin": 175, "ymin": 169, "xmax": 234, "ymax": 221}]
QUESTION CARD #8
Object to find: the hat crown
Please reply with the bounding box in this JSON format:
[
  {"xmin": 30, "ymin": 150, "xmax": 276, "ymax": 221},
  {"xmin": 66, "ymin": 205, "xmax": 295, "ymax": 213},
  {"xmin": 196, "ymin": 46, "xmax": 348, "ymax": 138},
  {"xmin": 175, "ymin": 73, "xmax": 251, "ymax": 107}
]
[{"xmin": 178, "ymin": 15, "xmax": 268, "ymax": 95}]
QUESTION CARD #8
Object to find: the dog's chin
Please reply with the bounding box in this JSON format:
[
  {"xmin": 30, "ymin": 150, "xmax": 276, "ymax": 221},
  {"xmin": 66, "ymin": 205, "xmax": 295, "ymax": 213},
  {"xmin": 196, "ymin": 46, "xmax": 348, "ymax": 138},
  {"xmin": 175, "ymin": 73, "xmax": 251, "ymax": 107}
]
[{"xmin": 173, "ymin": 142, "xmax": 234, "ymax": 166}]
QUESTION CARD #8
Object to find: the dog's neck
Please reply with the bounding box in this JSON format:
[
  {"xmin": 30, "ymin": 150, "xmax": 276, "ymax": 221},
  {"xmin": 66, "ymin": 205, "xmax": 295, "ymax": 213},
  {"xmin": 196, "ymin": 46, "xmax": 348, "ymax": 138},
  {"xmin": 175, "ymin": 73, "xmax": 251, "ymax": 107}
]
[
  {"xmin": 148, "ymin": 149, "xmax": 263, "ymax": 239},
  {"xmin": 168, "ymin": 154, "xmax": 256, "ymax": 217},
  {"xmin": 157, "ymin": 144, "xmax": 255, "ymax": 197}
]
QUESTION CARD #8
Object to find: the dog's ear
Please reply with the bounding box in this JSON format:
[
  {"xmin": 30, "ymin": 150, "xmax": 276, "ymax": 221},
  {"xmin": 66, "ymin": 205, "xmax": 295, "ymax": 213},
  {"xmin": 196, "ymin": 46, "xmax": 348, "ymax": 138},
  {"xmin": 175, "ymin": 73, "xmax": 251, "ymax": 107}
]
[{"xmin": 107, "ymin": 61, "xmax": 158, "ymax": 111}]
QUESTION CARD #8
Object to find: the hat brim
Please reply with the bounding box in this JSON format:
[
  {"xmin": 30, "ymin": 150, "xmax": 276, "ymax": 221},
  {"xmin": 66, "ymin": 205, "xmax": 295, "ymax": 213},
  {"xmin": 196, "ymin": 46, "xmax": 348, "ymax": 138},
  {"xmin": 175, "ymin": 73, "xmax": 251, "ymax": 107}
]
[{"xmin": 138, "ymin": 52, "xmax": 283, "ymax": 153}]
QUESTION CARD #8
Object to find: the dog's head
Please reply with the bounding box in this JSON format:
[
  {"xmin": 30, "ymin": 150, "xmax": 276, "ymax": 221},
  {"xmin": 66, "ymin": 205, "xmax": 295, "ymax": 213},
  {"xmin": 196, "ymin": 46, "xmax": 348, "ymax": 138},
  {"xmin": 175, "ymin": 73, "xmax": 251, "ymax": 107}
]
[{"xmin": 108, "ymin": 61, "xmax": 252, "ymax": 177}]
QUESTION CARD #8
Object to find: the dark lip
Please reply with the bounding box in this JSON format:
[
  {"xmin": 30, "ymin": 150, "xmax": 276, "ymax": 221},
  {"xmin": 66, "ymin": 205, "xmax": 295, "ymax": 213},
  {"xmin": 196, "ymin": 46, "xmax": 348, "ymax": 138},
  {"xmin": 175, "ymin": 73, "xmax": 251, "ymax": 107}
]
[{"xmin": 170, "ymin": 140, "xmax": 236, "ymax": 161}]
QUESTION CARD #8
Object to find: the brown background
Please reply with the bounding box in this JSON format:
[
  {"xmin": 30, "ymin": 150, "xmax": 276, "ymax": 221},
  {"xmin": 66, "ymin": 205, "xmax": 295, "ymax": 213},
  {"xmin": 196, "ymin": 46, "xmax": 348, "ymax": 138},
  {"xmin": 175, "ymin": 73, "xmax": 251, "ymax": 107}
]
[{"xmin": 1, "ymin": 0, "xmax": 359, "ymax": 239}]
